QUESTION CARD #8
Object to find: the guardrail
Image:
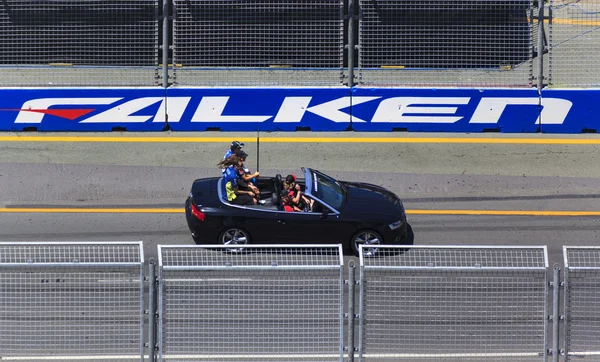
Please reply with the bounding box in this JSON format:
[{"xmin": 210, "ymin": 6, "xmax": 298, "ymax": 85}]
[
  {"xmin": 358, "ymin": 246, "xmax": 549, "ymax": 361},
  {"xmin": 0, "ymin": 241, "xmax": 145, "ymax": 362},
  {"xmin": 156, "ymin": 244, "xmax": 345, "ymax": 362},
  {"xmin": 0, "ymin": 242, "xmax": 598, "ymax": 361}
]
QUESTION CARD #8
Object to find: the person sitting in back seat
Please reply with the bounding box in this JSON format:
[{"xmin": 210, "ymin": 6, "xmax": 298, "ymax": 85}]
[
  {"xmin": 234, "ymin": 150, "xmax": 265, "ymax": 205},
  {"xmin": 218, "ymin": 155, "xmax": 260, "ymax": 205},
  {"xmin": 218, "ymin": 154, "xmax": 238, "ymax": 186}
]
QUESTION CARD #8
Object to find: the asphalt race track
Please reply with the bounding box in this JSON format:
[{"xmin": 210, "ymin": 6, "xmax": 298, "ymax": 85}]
[{"xmin": 2, "ymin": 131, "xmax": 600, "ymax": 267}]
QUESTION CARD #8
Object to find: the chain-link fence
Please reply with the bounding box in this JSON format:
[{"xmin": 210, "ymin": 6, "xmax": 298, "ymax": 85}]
[
  {"xmin": 357, "ymin": 0, "xmax": 535, "ymax": 87},
  {"xmin": 157, "ymin": 244, "xmax": 345, "ymax": 362},
  {"xmin": 0, "ymin": 241, "xmax": 145, "ymax": 362},
  {"xmin": 171, "ymin": 0, "xmax": 345, "ymax": 86},
  {"xmin": 358, "ymin": 245, "xmax": 549, "ymax": 362},
  {"xmin": 2, "ymin": 0, "xmax": 600, "ymax": 88},
  {"xmin": 549, "ymin": 0, "xmax": 600, "ymax": 87},
  {"xmin": 563, "ymin": 246, "xmax": 600, "ymax": 362},
  {"xmin": 0, "ymin": 0, "xmax": 160, "ymax": 86}
]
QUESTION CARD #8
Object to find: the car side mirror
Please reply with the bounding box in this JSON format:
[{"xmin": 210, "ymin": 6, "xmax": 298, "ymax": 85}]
[{"xmin": 320, "ymin": 210, "xmax": 328, "ymax": 219}]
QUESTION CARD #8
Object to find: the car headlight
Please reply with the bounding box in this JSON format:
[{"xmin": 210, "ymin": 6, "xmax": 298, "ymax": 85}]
[{"xmin": 389, "ymin": 219, "xmax": 405, "ymax": 230}]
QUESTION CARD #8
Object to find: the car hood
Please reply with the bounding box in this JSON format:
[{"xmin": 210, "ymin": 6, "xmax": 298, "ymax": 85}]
[{"xmin": 341, "ymin": 182, "xmax": 406, "ymax": 219}]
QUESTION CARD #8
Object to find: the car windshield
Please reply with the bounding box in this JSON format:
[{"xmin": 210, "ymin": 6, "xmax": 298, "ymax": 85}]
[{"xmin": 309, "ymin": 170, "xmax": 346, "ymax": 211}]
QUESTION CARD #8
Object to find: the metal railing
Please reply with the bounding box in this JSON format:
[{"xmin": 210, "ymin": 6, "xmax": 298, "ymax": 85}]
[
  {"xmin": 358, "ymin": 245, "xmax": 549, "ymax": 361},
  {"xmin": 0, "ymin": 241, "xmax": 146, "ymax": 362},
  {"xmin": 563, "ymin": 246, "xmax": 600, "ymax": 362},
  {"xmin": 0, "ymin": 0, "xmax": 599, "ymax": 87},
  {"xmin": 156, "ymin": 244, "xmax": 345, "ymax": 362},
  {"xmin": 1, "ymin": 242, "xmax": 600, "ymax": 361}
]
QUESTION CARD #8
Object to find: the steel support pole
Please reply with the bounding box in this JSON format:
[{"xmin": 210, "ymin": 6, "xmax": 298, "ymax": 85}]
[
  {"xmin": 162, "ymin": 0, "xmax": 169, "ymax": 88},
  {"xmin": 551, "ymin": 266, "xmax": 560, "ymax": 362},
  {"xmin": 537, "ymin": 0, "xmax": 545, "ymax": 91},
  {"xmin": 147, "ymin": 259, "xmax": 158, "ymax": 362},
  {"xmin": 358, "ymin": 258, "xmax": 365, "ymax": 362},
  {"xmin": 347, "ymin": 261, "xmax": 356, "ymax": 362},
  {"xmin": 347, "ymin": 0, "xmax": 355, "ymax": 87}
]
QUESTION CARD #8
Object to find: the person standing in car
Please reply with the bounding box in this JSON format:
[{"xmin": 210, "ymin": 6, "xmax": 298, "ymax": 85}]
[
  {"xmin": 222, "ymin": 141, "xmax": 244, "ymax": 174},
  {"xmin": 224, "ymin": 141, "xmax": 244, "ymax": 160}
]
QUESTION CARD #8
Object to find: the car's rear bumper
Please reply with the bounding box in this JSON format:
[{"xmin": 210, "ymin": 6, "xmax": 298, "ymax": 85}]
[{"xmin": 185, "ymin": 197, "xmax": 221, "ymax": 244}]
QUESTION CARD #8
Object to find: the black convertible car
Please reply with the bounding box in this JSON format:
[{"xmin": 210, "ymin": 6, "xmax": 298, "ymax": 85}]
[{"xmin": 185, "ymin": 167, "xmax": 413, "ymax": 256}]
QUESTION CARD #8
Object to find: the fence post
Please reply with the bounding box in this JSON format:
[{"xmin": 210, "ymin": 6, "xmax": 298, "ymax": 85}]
[
  {"xmin": 347, "ymin": 0, "xmax": 355, "ymax": 87},
  {"xmin": 551, "ymin": 265, "xmax": 560, "ymax": 362},
  {"xmin": 347, "ymin": 261, "xmax": 356, "ymax": 362},
  {"xmin": 358, "ymin": 249, "xmax": 365, "ymax": 362},
  {"xmin": 537, "ymin": 0, "xmax": 545, "ymax": 91},
  {"xmin": 148, "ymin": 258, "xmax": 158, "ymax": 362},
  {"xmin": 162, "ymin": 0, "xmax": 170, "ymax": 88}
]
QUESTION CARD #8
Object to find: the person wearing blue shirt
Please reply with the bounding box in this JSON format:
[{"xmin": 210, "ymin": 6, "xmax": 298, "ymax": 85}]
[
  {"xmin": 224, "ymin": 141, "xmax": 244, "ymax": 160},
  {"xmin": 222, "ymin": 141, "xmax": 244, "ymax": 174},
  {"xmin": 223, "ymin": 164, "xmax": 237, "ymax": 186},
  {"xmin": 218, "ymin": 155, "xmax": 262, "ymax": 205}
]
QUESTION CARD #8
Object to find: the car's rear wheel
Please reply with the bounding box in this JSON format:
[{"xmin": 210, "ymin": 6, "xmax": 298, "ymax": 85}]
[
  {"xmin": 219, "ymin": 228, "xmax": 251, "ymax": 253},
  {"xmin": 351, "ymin": 230, "xmax": 382, "ymax": 257}
]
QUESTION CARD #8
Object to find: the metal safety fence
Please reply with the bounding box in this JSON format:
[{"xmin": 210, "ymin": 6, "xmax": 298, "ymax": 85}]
[
  {"xmin": 156, "ymin": 244, "xmax": 345, "ymax": 362},
  {"xmin": 0, "ymin": 0, "xmax": 160, "ymax": 86},
  {"xmin": 0, "ymin": 241, "xmax": 145, "ymax": 362},
  {"xmin": 563, "ymin": 246, "xmax": 600, "ymax": 362},
  {"xmin": 2, "ymin": 243, "xmax": 600, "ymax": 361},
  {"xmin": 357, "ymin": 0, "xmax": 535, "ymax": 87},
  {"xmin": 358, "ymin": 245, "xmax": 549, "ymax": 362},
  {"xmin": 170, "ymin": 0, "xmax": 345, "ymax": 86},
  {"xmin": 549, "ymin": 0, "xmax": 600, "ymax": 87},
  {"xmin": 0, "ymin": 0, "xmax": 599, "ymax": 88}
]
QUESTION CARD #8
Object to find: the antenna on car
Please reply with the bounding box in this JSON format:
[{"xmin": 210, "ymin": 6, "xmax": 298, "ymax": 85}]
[{"xmin": 256, "ymin": 132, "xmax": 260, "ymax": 173}]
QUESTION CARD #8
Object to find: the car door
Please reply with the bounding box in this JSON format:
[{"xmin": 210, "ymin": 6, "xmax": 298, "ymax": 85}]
[
  {"xmin": 274, "ymin": 202, "xmax": 351, "ymax": 245},
  {"xmin": 223, "ymin": 205, "xmax": 283, "ymax": 244},
  {"xmin": 273, "ymin": 210, "xmax": 326, "ymax": 243}
]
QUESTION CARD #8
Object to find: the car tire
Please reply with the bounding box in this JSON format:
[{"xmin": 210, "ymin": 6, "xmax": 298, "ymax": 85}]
[
  {"xmin": 219, "ymin": 227, "xmax": 251, "ymax": 253},
  {"xmin": 350, "ymin": 230, "xmax": 382, "ymax": 257}
]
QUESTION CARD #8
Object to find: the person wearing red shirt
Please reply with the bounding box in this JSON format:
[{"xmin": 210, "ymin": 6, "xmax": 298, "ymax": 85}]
[
  {"xmin": 283, "ymin": 174, "xmax": 313, "ymax": 211},
  {"xmin": 281, "ymin": 190, "xmax": 302, "ymax": 212}
]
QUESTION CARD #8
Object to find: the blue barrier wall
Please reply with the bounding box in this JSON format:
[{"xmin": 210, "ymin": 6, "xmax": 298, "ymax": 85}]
[
  {"xmin": 165, "ymin": 88, "xmax": 352, "ymax": 132},
  {"xmin": 0, "ymin": 88, "xmax": 167, "ymax": 132},
  {"xmin": 539, "ymin": 89, "xmax": 600, "ymax": 133},
  {"xmin": 0, "ymin": 87, "xmax": 597, "ymax": 132}
]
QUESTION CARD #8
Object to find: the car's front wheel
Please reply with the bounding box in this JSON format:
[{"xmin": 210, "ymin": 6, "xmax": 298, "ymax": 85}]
[
  {"xmin": 219, "ymin": 228, "xmax": 251, "ymax": 252},
  {"xmin": 351, "ymin": 230, "xmax": 382, "ymax": 257}
]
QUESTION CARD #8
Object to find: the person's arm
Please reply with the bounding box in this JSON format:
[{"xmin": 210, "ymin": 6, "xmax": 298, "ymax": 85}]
[
  {"xmin": 234, "ymin": 187, "xmax": 255, "ymax": 197},
  {"xmin": 292, "ymin": 186, "xmax": 302, "ymax": 204}
]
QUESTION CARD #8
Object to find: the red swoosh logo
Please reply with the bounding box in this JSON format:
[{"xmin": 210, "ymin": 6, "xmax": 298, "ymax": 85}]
[{"xmin": 0, "ymin": 108, "xmax": 96, "ymax": 120}]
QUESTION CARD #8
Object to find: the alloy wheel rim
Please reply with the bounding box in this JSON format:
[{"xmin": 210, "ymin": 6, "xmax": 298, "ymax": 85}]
[
  {"xmin": 222, "ymin": 229, "xmax": 248, "ymax": 252},
  {"xmin": 355, "ymin": 232, "xmax": 380, "ymax": 257}
]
